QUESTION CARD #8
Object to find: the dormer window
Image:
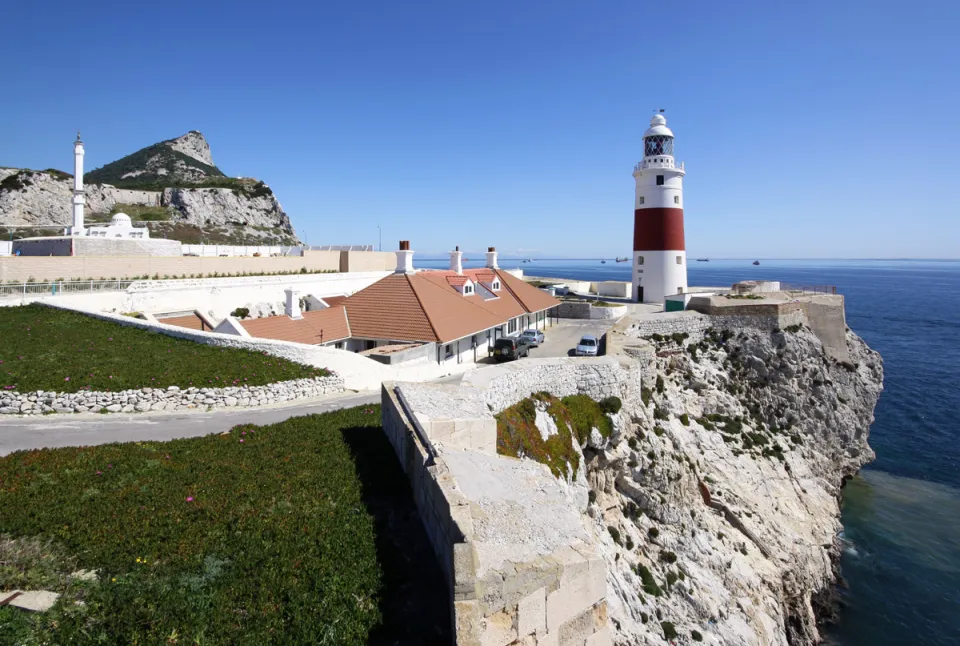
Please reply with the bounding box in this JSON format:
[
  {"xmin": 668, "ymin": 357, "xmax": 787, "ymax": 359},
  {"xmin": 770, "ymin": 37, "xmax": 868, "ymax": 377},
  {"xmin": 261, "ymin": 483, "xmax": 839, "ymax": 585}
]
[
  {"xmin": 464, "ymin": 284, "xmax": 473, "ymax": 295},
  {"xmin": 492, "ymin": 281, "xmax": 500, "ymax": 291}
]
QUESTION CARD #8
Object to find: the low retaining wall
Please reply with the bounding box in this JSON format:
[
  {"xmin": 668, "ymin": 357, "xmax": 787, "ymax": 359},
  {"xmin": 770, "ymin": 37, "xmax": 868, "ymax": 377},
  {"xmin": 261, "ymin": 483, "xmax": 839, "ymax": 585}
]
[
  {"xmin": 556, "ymin": 301, "xmax": 628, "ymax": 320},
  {"xmin": 0, "ymin": 375, "xmax": 344, "ymax": 416},
  {"xmin": 380, "ymin": 358, "xmax": 646, "ymax": 645}
]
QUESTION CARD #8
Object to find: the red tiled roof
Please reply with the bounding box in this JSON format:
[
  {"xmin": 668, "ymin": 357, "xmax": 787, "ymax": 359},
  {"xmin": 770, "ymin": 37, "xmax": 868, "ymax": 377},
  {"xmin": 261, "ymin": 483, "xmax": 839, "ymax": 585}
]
[
  {"xmin": 494, "ymin": 269, "xmax": 562, "ymax": 313},
  {"xmin": 446, "ymin": 275, "xmax": 469, "ymax": 287},
  {"xmin": 321, "ymin": 295, "xmax": 347, "ymax": 307},
  {"xmin": 340, "ymin": 269, "xmax": 560, "ymax": 344},
  {"xmin": 159, "ymin": 314, "xmax": 208, "ymax": 331},
  {"xmin": 237, "ymin": 307, "xmax": 351, "ymax": 345}
]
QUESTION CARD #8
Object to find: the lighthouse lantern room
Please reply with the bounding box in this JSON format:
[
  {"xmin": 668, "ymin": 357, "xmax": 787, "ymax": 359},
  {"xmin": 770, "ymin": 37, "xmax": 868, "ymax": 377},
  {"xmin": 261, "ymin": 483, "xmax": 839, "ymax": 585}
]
[{"xmin": 632, "ymin": 112, "xmax": 687, "ymax": 304}]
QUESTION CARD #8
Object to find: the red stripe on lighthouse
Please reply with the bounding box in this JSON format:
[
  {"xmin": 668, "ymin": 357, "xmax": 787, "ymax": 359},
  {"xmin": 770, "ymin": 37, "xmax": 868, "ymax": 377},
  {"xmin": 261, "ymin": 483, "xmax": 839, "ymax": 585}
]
[{"xmin": 633, "ymin": 208, "xmax": 685, "ymax": 251}]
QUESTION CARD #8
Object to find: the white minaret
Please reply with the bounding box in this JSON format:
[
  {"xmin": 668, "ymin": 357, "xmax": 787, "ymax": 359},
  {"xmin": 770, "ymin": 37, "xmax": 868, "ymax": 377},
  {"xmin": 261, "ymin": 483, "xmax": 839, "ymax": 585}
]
[
  {"xmin": 632, "ymin": 112, "xmax": 687, "ymax": 303},
  {"xmin": 69, "ymin": 132, "xmax": 86, "ymax": 236}
]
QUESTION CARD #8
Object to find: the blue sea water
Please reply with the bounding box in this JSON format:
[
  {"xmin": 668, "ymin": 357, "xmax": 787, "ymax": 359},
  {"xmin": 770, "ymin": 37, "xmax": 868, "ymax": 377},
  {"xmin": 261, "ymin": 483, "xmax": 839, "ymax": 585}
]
[{"xmin": 419, "ymin": 257, "xmax": 960, "ymax": 646}]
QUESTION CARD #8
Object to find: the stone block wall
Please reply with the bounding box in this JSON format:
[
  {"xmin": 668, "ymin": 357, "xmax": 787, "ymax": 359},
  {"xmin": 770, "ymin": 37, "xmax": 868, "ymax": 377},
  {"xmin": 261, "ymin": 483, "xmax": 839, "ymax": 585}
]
[
  {"xmin": 555, "ymin": 301, "xmax": 628, "ymax": 320},
  {"xmin": 381, "ymin": 359, "xmax": 633, "ymax": 645},
  {"xmin": 1, "ymin": 376, "xmax": 344, "ymax": 416}
]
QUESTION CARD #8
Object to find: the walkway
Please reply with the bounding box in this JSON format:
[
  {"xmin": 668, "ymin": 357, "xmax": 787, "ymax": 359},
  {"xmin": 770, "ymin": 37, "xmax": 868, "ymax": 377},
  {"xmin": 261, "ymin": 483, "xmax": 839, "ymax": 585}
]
[{"xmin": 0, "ymin": 391, "xmax": 379, "ymax": 456}]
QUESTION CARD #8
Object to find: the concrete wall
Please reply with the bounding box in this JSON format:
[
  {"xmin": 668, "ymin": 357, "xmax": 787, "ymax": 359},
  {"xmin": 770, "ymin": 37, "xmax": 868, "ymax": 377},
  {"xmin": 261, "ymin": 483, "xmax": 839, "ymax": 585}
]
[
  {"xmin": 556, "ymin": 301, "xmax": 628, "ymax": 320},
  {"xmin": 182, "ymin": 244, "xmax": 297, "ymax": 257},
  {"xmin": 0, "ymin": 241, "xmax": 12, "ymax": 257},
  {"xmin": 0, "ymin": 249, "xmax": 344, "ymax": 282},
  {"xmin": 381, "ymin": 365, "xmax": 620, "ymax": 646},
  {"xmin": 593, "ymin": 281, "xmax": 631, "ymax": 298},
  {"xmin": 1, "ymin": 271, "xmax": 390, "ymax": 322},
  {"xmin": 10, "ymin": 238, "xmax": 73, "ymax": 257},
  {"xmin": 338, "ymin": 250, "xmax": 397, "ymax": 272}
]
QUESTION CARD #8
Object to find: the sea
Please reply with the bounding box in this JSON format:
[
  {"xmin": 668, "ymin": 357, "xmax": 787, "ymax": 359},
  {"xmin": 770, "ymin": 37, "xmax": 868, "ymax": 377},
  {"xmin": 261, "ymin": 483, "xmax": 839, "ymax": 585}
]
[{"xmin": 419, "ymin": 257, "xmax": 960, "ymax": 646}]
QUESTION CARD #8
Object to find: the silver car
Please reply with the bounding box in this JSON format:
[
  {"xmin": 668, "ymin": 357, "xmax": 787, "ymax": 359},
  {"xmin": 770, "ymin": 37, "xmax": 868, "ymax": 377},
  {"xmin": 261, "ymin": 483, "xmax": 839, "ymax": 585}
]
[
  {"xmin": 575, "ymin": 334, "xmax": 599, "ymax": 357},
  {"xmin": 520, "ymin": 329, "xmax": 544, "ymax": 347}
]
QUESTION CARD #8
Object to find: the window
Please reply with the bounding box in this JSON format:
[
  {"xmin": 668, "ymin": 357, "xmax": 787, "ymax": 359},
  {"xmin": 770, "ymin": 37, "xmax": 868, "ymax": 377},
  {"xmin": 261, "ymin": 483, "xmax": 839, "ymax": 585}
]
[
  {"xmin": 464, "ymin": 284, "xmax": 473, "ymax": 295},
  {"xmin": 636, "ymin": 256, "xmax": 644, "ymax": 265},
  {"xmin": 674, "ymin": 196, "xmax": 680, "ymax": 204},
  {"xmin": 445, "ymin": 344, "xmax": 453, "ymax": 358},
  {"xmin": 492, "ymin": 281, "xmax": 500, "ymax": 290},
  {"xmin": 656, "ymin": 175, "xmax": 665, "ymax": 186},
  {"xmin": 676, "ymin": 255, "xmax": 683, "ymax": 265},
  {"xmin": 638, "ymin": 196, "xmax": 645, "ymax": 205}
]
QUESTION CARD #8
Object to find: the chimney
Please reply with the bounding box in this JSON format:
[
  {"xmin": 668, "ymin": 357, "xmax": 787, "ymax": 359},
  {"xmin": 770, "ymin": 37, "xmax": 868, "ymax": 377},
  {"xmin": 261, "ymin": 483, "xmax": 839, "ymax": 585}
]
[
  {"xmin": 449, "ymin": 245, "xmax": 463, "ymax": 274},
  {"xmin": 485, "ymin": 246, "xmax": 499, "ymax": 269},
  {"xmin": 284, "ymin": 287, "xmax": 302, "ymax": 319},
  {"xmin": 395, "ymin": 240, "xmax": 415, "ymax": 274}
]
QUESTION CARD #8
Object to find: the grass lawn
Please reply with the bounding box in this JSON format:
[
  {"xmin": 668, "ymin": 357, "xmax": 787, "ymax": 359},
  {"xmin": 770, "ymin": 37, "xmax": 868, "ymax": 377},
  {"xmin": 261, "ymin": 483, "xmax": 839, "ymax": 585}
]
[
  {"xmin": 0, "ymin": 405, "xmax": 450, "ymax": 644},
  {"xmin": 0, "ymin": 304, "xmax": 326, "ymax": 393}
]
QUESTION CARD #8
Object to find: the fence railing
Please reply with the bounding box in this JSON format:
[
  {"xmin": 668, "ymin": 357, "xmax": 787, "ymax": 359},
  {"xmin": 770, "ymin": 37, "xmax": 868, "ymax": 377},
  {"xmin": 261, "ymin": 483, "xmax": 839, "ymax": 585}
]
[
  {"xmin": 0, "ymin": 280, "xmax": 135, "ymax": 299},
  {"xmin": 781, "ymin": 284, "xmax": 838, "ymax": 295}
]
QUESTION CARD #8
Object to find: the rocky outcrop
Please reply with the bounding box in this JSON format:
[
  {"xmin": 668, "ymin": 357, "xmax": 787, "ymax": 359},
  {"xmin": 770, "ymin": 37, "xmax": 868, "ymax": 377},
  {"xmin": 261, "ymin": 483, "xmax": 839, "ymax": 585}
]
[
  {"xmin": 0, "ymin": 132, "xmax": 298, "ymax": 240},
  {"xmin": 162, "ymin": 185, "xmax": 293, "ymax": 232},
  {"xmin": 590, "ymin": 326, "xmax": 883, "ymax": 645}
]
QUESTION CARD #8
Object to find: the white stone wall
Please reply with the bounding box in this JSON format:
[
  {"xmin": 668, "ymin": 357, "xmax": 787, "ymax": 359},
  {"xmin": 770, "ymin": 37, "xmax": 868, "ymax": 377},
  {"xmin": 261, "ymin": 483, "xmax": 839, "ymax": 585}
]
[
  {"xmin": 0, "ymin": 241, "xmax": 11, "ymax": 257},
  {"xmin": 622, "ymin": 309, "xmax": 809, "ymax": 342},
  {"xmin": 1, "ymin": 376, "xmax": 344, "ymax": 416}
]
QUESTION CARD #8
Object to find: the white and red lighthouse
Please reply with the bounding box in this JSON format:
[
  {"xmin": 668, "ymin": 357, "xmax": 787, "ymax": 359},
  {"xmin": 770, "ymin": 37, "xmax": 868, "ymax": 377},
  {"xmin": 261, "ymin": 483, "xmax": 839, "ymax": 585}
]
[{"xmin": 632, "ymin": 113, "xmax": 687, "ymax": 303}]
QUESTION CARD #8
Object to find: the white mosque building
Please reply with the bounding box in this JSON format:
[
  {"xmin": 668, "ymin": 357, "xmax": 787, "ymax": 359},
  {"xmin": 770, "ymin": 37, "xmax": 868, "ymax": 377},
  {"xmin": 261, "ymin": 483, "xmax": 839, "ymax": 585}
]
[{"xmin": 13, "ymin": 134, "xmax": 181, "ymax": 256}]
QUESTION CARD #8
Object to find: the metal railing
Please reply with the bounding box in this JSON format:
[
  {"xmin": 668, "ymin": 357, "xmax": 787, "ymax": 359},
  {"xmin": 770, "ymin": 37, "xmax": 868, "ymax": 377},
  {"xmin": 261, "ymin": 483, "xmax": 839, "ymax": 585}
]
[
  {"xmin": 0, "ymin": 280, "xmax": 135, "ymax": 299},
  {"xmin": 782, "ymin": 284, "xmax": 837, "ymax": 295}
]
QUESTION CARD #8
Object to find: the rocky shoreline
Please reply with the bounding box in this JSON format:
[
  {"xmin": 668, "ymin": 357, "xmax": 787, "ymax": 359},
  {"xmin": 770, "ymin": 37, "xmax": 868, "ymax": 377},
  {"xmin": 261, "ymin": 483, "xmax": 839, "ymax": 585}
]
[{"xmin": 0, "ymin": 374, "xmax": 344, "ymax": 415}]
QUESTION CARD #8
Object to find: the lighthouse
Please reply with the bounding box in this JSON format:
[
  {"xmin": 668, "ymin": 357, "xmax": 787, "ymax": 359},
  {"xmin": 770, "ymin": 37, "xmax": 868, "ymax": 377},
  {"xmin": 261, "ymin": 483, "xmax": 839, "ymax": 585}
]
[
  {"xmin": 632, "ymin": 112, "xmax": 686, "ymax": 303},
  {"xmin": 69, "ymin": 132, "xmax": 86, "ymax": 236}
]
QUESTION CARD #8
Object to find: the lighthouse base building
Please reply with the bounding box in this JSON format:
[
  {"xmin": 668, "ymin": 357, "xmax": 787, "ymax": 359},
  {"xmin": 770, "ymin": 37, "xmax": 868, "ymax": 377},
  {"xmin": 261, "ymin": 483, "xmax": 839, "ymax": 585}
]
[{"xmin": 632, "ymin": 113, "xmax": 687, "ymax": 304}]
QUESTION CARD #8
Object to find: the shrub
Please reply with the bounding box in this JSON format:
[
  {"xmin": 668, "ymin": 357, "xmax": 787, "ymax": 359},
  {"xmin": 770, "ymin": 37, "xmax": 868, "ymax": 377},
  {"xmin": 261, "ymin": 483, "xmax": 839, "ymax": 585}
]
[
  {"xmin": 654, "ymin": 426, "xmax": 665, "ymax": 437},
  {"xmin": 692, "ymin": 629, "xmax": 703, "ymax": 641},
  {"xmin": 661, "ymin": 621, "xmax": 678, "ymax": 640},
  {"xmin": 608, "ymin": 526, "xmax": 622, "ymax": 545},
  {"xmin": 496, "ymin": 393, "xmax": 582, "ymax": 479},
  {"xmin": 230, "ymin": 307, "xmax": 250, "ymax": 319},
  {"xmin": 648, "ymin": 527, "xmax": 660, "ymax": 539},
  {"xmin": 666, "ymin": 570, "xmax": 678, "ymax": 587},
  {"xmin": 784, "ymin": 323, "xmax": 803, "ymax": 333},
  {"xmin": 635, "ymin": 563, "xmax": 662, "ymax": 597},
  {"xmin": 641, "ymin": 387, "xmax": 652, "ymax": 407},
  {"xmin": 599, "ymin": 396, "xmax": 622, "ymax": 415},
  {"xmin": 0, "ymin": 408, "xmax": 390, "ymax": 644},
  {"xmin": 654, "ymin": 407, "xmax": 669, "ymax": 421},
  {"xmin": 628, "ymin": 459, "xmax": 638, "ymax": 468},
  {"xmin": 679, "ymin": 413, "xmax": 690, "ymax": 426},
  {"xmin": 625, "ymin": 538, "xmax": 634, "ymax": 550},
  {"xmin": 659, "ymin": 551, "xmax": 678, "ymax": 564},
  {"xmin": 655, "ymin": 375, "xmax": 665, "ymax": 394},
  {"xmin": 628, "ymin": 437, "xmax": 639, "ymax": 450}
]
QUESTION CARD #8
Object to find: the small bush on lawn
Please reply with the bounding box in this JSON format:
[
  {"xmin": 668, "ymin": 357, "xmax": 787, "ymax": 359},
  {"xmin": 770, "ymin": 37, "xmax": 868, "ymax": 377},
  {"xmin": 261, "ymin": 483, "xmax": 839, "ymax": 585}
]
[
  {"xmin": 0, "ymin": 304, "xmax": 326, "ymax": 392},
  {"xmin": 0, "ymin": 407, "xmax": 384, "ymax": 644}
]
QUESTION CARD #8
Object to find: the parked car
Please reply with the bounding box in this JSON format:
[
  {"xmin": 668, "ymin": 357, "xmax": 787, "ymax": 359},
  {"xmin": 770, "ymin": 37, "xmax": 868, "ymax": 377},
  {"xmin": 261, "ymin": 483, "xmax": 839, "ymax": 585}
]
[
  {"xmin": 575, "ymin": 334, "xmax": 600, "ymax": 357},
  {"xmin": 519, "ymin": 329, "xmax": 544, "ymax": 347},
  {"xmin": 493, "ymin": 336, "xmax": 530, "ymax": 361}
]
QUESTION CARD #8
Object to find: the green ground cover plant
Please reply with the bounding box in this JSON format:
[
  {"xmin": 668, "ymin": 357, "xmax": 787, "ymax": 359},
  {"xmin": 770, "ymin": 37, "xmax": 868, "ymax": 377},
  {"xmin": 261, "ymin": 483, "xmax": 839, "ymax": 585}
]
[
  {"xmin": 0, "ymin": 304, "xmax": 326, "ymax": 392},
  {"xmin": 0, "ymin": 408, "xmax": 387, "ymax": 645}
]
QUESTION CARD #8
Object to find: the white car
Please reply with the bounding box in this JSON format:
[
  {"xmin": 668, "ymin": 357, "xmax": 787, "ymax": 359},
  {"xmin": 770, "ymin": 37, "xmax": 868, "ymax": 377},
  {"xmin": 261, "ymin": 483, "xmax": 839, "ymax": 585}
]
[
  {"xmin": 575, "ymin": 334, "xmax": 599, "ymax": 357},
  {"xmin": 520, "ymin": 329, "xmax": 544, "ymax": 347}
]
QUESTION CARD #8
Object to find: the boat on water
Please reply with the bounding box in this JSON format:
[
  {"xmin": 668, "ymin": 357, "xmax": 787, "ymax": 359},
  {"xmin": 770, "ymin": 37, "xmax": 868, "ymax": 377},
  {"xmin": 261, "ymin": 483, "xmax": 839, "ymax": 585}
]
[
  {"xmin": 615, "ymin": 256, "xmax": 629, "ymax": 262},
  {"xmin": 696, "ymin": 258, "xmax": 709, "ymax": 262},
  {"xmin": 753, "ymin": 260, "xmax": 760, "ymax": 266},
  {"xmin": 600, "ymin": 260, "xmax": 606, "ymax": 264}
]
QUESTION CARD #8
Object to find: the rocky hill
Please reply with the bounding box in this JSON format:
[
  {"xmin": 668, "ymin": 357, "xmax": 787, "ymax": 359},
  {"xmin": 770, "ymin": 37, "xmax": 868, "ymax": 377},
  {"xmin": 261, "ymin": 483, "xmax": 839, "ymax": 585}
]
[{"xmin": 0, "ymin": 132, "xmax": 299, "ymax": 245}]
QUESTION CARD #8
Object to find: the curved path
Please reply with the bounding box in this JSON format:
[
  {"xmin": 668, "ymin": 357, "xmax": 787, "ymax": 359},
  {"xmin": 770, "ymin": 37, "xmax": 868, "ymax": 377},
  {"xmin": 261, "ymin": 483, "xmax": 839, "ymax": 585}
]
[{"xmin": 0, "ymin": 391, "xmax": 379, "ymax": 456}]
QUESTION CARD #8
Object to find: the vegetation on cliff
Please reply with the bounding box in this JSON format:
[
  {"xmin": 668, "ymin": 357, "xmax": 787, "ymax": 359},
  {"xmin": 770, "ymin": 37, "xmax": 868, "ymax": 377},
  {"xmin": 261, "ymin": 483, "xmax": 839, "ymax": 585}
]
[
  {"xmin": 83, "ymin": 136, "xmax": 225, "ymax": 190},
  {"xmin": 495, "ymin": 392, "xmax": 620, "ymax": 478}
]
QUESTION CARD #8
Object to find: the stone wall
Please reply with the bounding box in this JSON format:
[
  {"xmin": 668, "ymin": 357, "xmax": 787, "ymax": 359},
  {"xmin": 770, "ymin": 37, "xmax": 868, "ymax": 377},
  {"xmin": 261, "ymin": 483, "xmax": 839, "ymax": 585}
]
[
  {"xmin": 622, "ymin": 307, "xmax": 808, "ymax": 342},
  {"xmin": 1, "ymin": 375, "xmax": 344, "ymax": 416},
  {"xmin": 13, "ymin": 237, "xmax": 184, "ymax": 258},
  {"xmin": 381, "ymin": 358, "xmax": 638, "ymax": 645},
  {"xmin": 0, "ymin": 249, "xmax": 392, "ymax": 282},
  {"xmin": 556, "ymin": 301, "xmax": 629, "ymax": 320}
]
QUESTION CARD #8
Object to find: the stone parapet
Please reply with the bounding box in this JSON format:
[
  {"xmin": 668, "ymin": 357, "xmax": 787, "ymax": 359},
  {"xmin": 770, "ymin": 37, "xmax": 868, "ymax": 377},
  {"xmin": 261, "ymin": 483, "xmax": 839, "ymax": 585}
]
[
  {"xmin": 0, "ymin": 375, "xmax": 344, "ymax": 416},
  {"xmin": 381, "ymin": 359, "xmax": 631, "ymax": 645}
]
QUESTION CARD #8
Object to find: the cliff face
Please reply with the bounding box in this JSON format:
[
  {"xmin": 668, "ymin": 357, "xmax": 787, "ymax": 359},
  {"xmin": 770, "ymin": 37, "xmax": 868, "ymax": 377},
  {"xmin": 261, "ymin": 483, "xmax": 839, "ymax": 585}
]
[
  {"xmin": 590, "ymin": 326, "xmax": 883, "ymax": 645},
  {"xmin": 0, "ymin": 132, "xmax": 299, "ymax": 243}
]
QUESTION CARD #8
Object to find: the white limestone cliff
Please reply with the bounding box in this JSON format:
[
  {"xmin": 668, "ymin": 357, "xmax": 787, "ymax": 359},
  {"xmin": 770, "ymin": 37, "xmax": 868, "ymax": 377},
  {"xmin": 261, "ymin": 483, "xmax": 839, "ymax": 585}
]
[
  {"xmin": 590, "ymin": 326, "xmax": 883, "ymax": 645},
  {"xmin": 166, "ymin": 131, "xmax": 215, "ymax": 167}
]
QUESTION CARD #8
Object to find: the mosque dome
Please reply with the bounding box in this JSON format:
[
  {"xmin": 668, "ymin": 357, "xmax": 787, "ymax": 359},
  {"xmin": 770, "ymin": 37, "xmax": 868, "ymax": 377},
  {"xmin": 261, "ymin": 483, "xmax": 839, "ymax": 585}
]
[
  {"xmin": 644, "ymin": 113, "xmax": 674, "ymax": 138},
  {"xmin": 110, "ymin": 212, "xmax": 132, "ymax": 227}
]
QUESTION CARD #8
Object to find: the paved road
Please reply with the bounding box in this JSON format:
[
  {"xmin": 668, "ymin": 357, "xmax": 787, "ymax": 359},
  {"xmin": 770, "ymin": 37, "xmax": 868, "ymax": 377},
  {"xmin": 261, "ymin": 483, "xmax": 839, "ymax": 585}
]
[
  {"xmin": 0, "ymin": 391, "xmax": 379, "ymax": 456},
  {"xmin": 532, "ymin": 318, "xmax": 618, "ymax": 358}
]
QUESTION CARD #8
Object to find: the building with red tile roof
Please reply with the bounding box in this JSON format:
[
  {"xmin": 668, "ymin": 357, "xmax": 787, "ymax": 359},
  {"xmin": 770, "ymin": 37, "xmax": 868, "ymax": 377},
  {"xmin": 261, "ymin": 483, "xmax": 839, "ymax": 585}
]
[{"xmin": 226, "ymin": 244, "xmax": 561, "ymax": 366}]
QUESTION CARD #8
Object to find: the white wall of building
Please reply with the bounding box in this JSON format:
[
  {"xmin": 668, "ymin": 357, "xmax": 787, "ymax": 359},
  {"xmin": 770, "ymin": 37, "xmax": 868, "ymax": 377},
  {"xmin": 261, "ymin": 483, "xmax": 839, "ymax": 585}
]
[
  {"xmin": 1, "ymin": 271, "xmax": 390, "ymax": 321},
  {"xmin": 632, "ymin": 250, "xmax": 688, "ymax": 305},
  {"xmin": 0, "ymin": 241, "xmax": 11, "ymax": 257}
]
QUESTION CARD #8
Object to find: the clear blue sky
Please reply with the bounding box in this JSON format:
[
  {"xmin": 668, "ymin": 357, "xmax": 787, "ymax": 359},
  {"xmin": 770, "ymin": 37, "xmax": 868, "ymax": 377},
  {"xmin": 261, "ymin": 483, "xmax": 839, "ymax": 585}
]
[{"xmin": 2, "ymin": 0, "xmax": 957, "ymax": 258}]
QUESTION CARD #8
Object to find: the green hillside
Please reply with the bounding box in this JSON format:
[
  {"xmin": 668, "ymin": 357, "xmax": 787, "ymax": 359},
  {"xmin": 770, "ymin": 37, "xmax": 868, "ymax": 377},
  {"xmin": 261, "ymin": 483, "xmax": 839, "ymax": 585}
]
[{"xmin": 84, "ymin": 137, "xmax": 225, "ymax": 190}]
